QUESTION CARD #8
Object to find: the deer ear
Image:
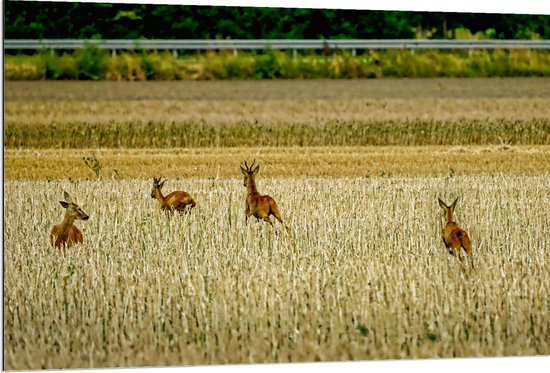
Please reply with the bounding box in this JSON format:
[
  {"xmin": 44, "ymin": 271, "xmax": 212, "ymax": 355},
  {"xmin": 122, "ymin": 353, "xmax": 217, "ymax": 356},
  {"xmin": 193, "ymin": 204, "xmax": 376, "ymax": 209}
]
[
  {"xmin": 438, "ymin": 198, "xmax": 447, "ymax": 209},
  {"xmin": 450, "ymin": 197, "xmax": 459, "ymax": 209},
  {"xmin": 240, "ymin": 166, "xmax": 248, "ymax": 175},
  {"xmin": 59, "ymin": 201, "xmax": 69, "ymax": 208},
  {"xmin": 159, "ymin": 180, "xmax": 166, "ymax": 188},
  {"xmin": 63, "ymin": 191, "xmax": 73, "ymax": 204},
  {"xmin": 252, "ymin": 164, "xmax": 260, "ymax": 175}
]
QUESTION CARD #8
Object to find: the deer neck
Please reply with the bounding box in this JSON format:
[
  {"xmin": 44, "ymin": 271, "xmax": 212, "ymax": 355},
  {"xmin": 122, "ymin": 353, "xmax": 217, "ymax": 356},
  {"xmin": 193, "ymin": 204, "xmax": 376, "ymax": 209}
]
[
  {"xmin": 153, "ymin": 188, "xmax": 165, "ymax": 204},
  {"xmin": 57, "ymin": 211, "xmax": 77, "ymax": 241},
  {"xmin": 445, "ymin": 209, "xmax": 454, "ymax": 224},
  {"xmin": 247, "ymin": 176, "xmax": 259, "ymax": 196}
]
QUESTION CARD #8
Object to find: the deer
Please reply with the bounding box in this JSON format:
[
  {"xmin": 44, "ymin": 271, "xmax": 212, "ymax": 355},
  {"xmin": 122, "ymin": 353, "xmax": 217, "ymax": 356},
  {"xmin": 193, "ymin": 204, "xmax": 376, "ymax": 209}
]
[
  {"xmin": 438, "ymin": 197, "xmax": 473, "ymax": 267},
  {"xmin": 151, "ymin": 177, "xmax": 196, "ymax": 214},
  {"xmin": 240, "ymin": 159, "xmax": 289, "ymax": 231},
  {"xmin": 50, "ymin": 191, "xmax": 89, "ymax": 249}
]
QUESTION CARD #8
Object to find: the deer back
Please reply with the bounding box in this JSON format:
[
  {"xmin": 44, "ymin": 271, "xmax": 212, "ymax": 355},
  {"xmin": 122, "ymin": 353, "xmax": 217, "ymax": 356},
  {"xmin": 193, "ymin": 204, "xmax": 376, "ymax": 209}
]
[{"xmin": 151, "ymin": 177, "xmax": 195, "ymax": 213}]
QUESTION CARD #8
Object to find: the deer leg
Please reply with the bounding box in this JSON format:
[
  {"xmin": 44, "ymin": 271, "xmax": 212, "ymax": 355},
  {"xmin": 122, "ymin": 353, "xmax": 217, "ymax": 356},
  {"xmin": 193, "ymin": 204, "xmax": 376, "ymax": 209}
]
[
  {"xmin": 451, "ymin": 245, "xmax": 459, "ymax": 259},
  {"xmin": 272, "ymin": 211, "xmax": 284, "ymax": 225},
  {"xmin": 269, "ymin": 203, "xmax": 290, "ymax": 230},
  {"xmin": 454, "ymin": 247, "xmax": 464, "ymax": 262},
  {"xmin": 459, "ymin": 235, "xmax": 473, "ymax": 268},
  {"xmin": 262, "ymin": 216, "xmax": 274, "ymax": 225},
  {"xmin": 442, "ymin": 238, "xmax": 452, "ymax": 255},
  {"xmin": 449, "ymin": 241, "xmax": 462, "ymax": 261},
  {"xmin": 463, "ymin": 245, "xmax": 474, "ymax": 269},
  {"xmin": 461, "ymin": 236, "xmax": 473, "ymax": 256},
  {"xmin": 271, "ymin": 211, "xmax": 290, "ymax": 231},
  {"xmin": 468, "ymin": 253, "xmax": 475, "ymax": 269},
  {"xmin": 245, "ymin": 204, "xmax": 250, "ymax": 225}
]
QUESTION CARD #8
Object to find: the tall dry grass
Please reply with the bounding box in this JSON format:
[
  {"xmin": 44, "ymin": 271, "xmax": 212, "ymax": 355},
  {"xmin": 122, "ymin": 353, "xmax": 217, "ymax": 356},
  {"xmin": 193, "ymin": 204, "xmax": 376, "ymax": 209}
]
[{"xmin": 3, "ymin": 176, "xmax": 549, "ymax": 369}]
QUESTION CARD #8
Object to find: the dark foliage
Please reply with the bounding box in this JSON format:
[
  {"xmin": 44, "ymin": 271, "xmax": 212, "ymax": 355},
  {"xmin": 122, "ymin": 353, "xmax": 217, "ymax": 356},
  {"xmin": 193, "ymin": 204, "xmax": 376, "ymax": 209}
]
[{"xmin": 4, "ymin": 2, "xmax": 550, "ymax": 40}]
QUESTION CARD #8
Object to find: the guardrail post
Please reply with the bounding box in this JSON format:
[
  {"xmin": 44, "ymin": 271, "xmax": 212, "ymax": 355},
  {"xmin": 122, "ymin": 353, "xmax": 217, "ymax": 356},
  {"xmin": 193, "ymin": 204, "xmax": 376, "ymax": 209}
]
[
  {"xmin": 293, "ymin": 49, "xmax": 297, "ymax": 59},
  {"xmin": 233, "ymin": 48, "xmax": 238, "ymax": 56},
  {"xmin": 173, "ymin": 49, "xmax": 178, "ymax": 58},
  {"xmin": 352, "ymin": 48, "xmax": 356, "ymax": 56},
  {"xmin": 112, "ymin": 49, "xmax": 116, "ymax": 57}
]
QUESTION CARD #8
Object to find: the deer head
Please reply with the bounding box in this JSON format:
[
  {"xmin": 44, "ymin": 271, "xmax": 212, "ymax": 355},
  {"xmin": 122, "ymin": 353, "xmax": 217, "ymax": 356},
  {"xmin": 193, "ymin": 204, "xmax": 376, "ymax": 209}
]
[
  {"xmin": 240, "ymin": 159, "xmax": 260, "ymax": 187},
  {"xmin": 59, "ymin": 191, "xmax": 89, "ymax": 221},
  {"xmin": 438, "ymin": 197, "xmax": 459, "ymax": 223},
  {"xmin": 151, "ymin": 177, "xmax": 167, "ymax": 198}
]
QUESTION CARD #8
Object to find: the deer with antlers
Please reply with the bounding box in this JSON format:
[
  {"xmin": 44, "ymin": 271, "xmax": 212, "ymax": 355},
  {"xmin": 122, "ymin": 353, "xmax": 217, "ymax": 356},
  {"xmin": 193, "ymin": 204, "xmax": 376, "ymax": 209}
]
[
  {"xmin": 241, "ymin": 159, "xmax": 289, "ymax": 230},
  {"xmin": 151, "ymin": 177, "xmax": 196, "ymax": 214},
  {"xmin": 438, "ymin": 197, "xmax": 473, "ymax": 266},
  {"xmin": 50, "ymin": 191, "xmax": 90, "ymax": 249}
]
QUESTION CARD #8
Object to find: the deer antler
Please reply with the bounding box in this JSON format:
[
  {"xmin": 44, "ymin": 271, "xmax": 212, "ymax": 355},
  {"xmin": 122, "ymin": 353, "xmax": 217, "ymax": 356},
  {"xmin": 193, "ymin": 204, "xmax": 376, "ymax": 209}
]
[
  {"xmin": 154, "ymin": 177, "xmax": 167, "ymax": 187},
  {"xmin": 244, "ymin": 159, "xmax": 256, "ymax": 171}
]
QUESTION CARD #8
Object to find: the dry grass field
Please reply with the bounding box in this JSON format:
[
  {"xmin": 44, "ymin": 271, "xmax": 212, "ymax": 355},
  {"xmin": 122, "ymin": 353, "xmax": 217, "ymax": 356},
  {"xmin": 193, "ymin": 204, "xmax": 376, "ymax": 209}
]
[
  {"xmin": 3, "ymin": 79, "xmax": 550, "ymax": 369},
  {"xmin": 3, "ymin": 177, "xmax": 550, "ymax": 369}
]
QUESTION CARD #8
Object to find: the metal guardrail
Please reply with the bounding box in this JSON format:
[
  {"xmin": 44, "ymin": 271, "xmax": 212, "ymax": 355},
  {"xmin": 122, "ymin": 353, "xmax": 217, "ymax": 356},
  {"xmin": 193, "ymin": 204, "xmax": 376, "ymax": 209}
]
[{"xmin": 5, "ymin": 39, "xmax": 550, "ymax": 52}]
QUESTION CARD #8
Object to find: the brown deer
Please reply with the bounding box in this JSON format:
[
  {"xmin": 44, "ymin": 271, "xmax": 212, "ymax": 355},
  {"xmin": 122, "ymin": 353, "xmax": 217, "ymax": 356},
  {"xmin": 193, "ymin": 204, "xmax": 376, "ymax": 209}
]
[
  {"xmin": 438, "ymin": 197, "xmax": 473, "ymax": 266},
  {"xmin": 151, "ymin": 177, "xmax": 196, "ymax": 214},
  {"xmin": 50, "ymin": 191, "xmax": 89, "ymax": 249},
  {"xmin": 241, "ymin": 159, "xmax": 289, "ymax": 230}
]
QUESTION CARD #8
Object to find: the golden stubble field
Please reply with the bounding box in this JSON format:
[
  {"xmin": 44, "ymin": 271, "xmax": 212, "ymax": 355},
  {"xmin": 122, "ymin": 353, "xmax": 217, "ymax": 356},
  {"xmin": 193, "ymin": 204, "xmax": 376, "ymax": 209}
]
[
  {"xmin": 3, "ymin": 176, "xmax": 550, "ymax": 368},
  {"xmin": 4, "ymin": 145, "xmax": 550, "ymax": 180},
  {"xmin": 3, "ymin": 79, "xmax": 550, "ymax": 369}
]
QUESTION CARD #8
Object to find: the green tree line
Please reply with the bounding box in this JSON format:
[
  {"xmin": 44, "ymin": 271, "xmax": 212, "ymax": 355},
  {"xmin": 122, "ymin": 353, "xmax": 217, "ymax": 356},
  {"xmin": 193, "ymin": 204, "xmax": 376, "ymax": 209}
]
[{"xmin": 4, "ymin": 2, "xmax": 550, "ymax": 40}]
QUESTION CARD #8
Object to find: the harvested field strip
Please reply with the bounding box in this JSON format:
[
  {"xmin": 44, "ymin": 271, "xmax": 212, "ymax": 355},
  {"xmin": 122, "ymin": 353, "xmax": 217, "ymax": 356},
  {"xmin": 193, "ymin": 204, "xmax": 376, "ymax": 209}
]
[
  {"xmin": 5, "ymin": 79, "xmax": 550, "ymax": 148},
  {"xmin": 4, "ymin": 146, "xmax": 550, "ymax": 180},
  {"xmin": 6, "ymin": 79, "xmax": 550, "ymax": 101},
  {"xmin": 5, "ymin": 97, "xmax": 550, "ymax": 126}
]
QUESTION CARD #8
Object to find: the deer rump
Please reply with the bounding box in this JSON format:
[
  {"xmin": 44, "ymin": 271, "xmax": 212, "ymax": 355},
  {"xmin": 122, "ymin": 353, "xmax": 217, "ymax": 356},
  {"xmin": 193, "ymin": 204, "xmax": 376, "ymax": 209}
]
[
  {"xmin": 442, "ymin": 224, "xmax": 471, "ymax": 255},
  {"xmin": 247, "ymin": 193, "xmax": 282, "ymax": 220}
]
